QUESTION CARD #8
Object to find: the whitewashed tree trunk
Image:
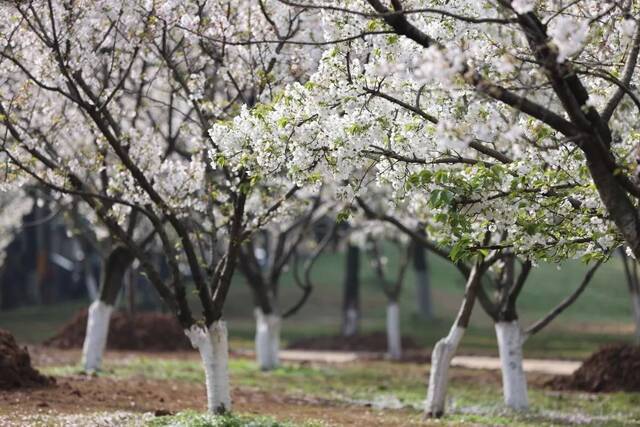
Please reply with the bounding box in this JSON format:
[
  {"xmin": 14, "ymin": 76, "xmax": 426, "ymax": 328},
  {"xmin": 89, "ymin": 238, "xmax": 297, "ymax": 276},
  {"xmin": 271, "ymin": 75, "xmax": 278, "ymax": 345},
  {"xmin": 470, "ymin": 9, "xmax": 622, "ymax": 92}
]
[
  {"xmin": 255, "ymin": 308, "xmax": 281, "ymax": 370},
  {"xmin": 386, "ymin": 302, "xmax": 402, "ymax": 360},
  {"xmin": 81, "ymin": 300, "xmax": 113, "ymax": 372},
  {"xmin": 185, "ymin": 321, "xmax": 231, "ymax": 414},
  {"xmin": 495, "ymin": 321, "xmax": 528, "ymax": 410},
  {"xmin": 425, "ymin": 326, "xmax": 465, "ymax": 417},
  {"xmin": 425, "ymin": 261, "xmax": 483, "ymax": 418},
  {"xmin": 342, "ymin": 307, "xmax": 359, "ymax": 337}
]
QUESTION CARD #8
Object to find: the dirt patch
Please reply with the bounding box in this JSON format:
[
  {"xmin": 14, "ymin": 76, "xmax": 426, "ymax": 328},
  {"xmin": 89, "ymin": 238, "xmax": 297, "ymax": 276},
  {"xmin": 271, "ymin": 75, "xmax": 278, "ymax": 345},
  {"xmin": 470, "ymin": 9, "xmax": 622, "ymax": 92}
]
[
  {"xmin": 547, "ymin": 343, "xmax": 640, "ymax": 392},
  {"xmin": 0, "ymin": 329, "xmax": 54, "ymax": 390},
  {"xmin": 0, "ymin": 375, "xmax": 421, "ymax": 427},
  {"xmin": 45, "ymin": 309, "xmax": 192, "ymax": 351}
]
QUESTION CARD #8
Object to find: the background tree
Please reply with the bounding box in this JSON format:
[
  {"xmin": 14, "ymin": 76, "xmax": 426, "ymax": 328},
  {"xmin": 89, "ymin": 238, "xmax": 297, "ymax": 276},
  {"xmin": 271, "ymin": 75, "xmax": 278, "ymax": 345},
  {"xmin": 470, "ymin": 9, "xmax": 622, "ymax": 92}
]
[{"xmin": 239, "ymin": 191, "xmax": 335, "ymax": 370}]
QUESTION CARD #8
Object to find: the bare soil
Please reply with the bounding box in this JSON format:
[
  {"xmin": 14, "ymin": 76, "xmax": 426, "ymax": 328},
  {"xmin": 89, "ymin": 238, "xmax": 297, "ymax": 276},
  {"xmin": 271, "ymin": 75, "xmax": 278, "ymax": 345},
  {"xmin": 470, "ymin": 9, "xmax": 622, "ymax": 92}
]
[
  {"xmin": 44, "ymin": 309, "xmax": 192, "ymax": 351},
  {"xmin": 547, "ymin": 343, "xmax": 640, "ymax": 392},
  {"xmin": 0, "ymin": 346, "xmax": 560, "ymax": 426},
  {"xmin": 0, "ymin": 373, "xmax": 420, "ymax": 426},
  {"xmin": 0, "ymin": 329, "xmax": 53, "ymax": 390}
]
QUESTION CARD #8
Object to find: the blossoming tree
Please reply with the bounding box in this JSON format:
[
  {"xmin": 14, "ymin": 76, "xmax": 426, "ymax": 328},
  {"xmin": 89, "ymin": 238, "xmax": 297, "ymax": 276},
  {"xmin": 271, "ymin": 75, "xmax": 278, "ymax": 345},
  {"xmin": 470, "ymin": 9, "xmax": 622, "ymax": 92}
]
[
  {"xmin": 0, "ymin": 0, "xmax": 321, "ymax": 413},
  {"xmin": 238, "ymin": 190, "xmax": 336, "ymax": 370},
  {"xmin": 237, "ymin": 0, "xmax": 637, "ymax": 416}
]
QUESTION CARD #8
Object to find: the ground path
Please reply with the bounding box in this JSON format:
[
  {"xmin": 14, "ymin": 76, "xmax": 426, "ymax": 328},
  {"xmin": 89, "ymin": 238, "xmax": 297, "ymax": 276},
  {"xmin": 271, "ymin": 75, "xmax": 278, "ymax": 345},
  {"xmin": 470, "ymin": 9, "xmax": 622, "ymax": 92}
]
[
  {"xmin": 31, "ymin": 345, "xmax": 581, "ymax": 375},
  {"xmin": 267, "ymin": 350, "xmax": 581, "ymax": 376}
]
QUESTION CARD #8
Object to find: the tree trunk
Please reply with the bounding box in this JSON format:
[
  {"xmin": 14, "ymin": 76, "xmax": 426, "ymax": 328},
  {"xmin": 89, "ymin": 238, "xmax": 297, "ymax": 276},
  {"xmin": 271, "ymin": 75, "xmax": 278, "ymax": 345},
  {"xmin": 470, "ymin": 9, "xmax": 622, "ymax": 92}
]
[
  {"xmin": 386, "ymin": 302, "xmax": 402, "ymax": 360},
  {"xmin": 126, "ymin": 267, "xmax": 135, "ymax": 315},
  {"xmin": 81, "ymin": 246, "xmax": 132, "ymax": 372},
  {"xmin": 185, "ymin": 321, "xmax": 231, "ymax": 414},
  {"xmin": 631, "ymin": 290, "xmax": 640, "ymax": 342},
  {"xmin": 35, "ymin": 203, "xmax": 51, "ymax": 305},
  {"xmin": 583, "ymin": 143, "xmax": 640, "ymax": 260},
  {"xmin": 425, "ymin": 262, "xmax": 483, "ymax": 418},
  {"xmin": 619, "ymin": 249, "xmax": 640, "ymax": 342},
  {"xmin": 81, "ymin": 300, "xmax": 113, "ymax": 372},
  {"xmin": 342, "ymin": 244, "xmax": 360, "ymax": 337},
  {"xmin": 426, "ymin": 325, "xmax": 464, "ymax": 417},
  {"xmin": 255, "ymin": 308, "xmax": 281, "ymax": 371},
  {"xmin": 84, "ymin": 254, "xmax": 99, "ymax": 301},
  {"xmin": 414, "ymin": 243, "xmax": 433, "ymax": 319},
  {"xmin": 495, "ymin": 320, "xmax": 528, "ymax": 410}
]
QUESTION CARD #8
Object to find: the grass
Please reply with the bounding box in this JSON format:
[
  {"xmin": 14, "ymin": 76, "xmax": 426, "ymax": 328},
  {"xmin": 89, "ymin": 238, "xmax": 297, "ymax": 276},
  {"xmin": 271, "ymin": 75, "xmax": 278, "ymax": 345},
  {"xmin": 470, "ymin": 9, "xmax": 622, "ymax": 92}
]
[
  {"xmin": 0, "ymin": 246, "xmax": 636, "ymax": 359},
  {"xmin": 40, "ymin": 354, "xmax": 640, "ymax": 426},
  {"xmin": 147, "ymin": 411, "xmax": 320, "ymax": 427},
  {"xmin": 1, "ymin": 411, "xmax": 312, "ymax": 427}
]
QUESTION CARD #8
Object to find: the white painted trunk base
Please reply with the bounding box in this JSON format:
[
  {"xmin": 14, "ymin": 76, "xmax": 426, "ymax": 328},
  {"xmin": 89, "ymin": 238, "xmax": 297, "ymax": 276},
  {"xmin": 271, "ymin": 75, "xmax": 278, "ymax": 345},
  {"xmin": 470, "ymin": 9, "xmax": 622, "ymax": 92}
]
[
  {"xmin": 495, "ymin": 321, "xmax": 529, "ymax": 410},
  {"xmin": 81, "ymin": 300, "xmax": 113, "ymax": 372},
  {"xmin": 255, "ymin": 309, "xmax": 281, "ymax": 371},
  {"xmin": 185, "ymin": 321, "xmax": 231, "ymax": 414},
  {"xmin": 631, "ymin": 292, "xmax": 640, "ymax": 342},
  {"xmin": 343, "ymin": 307, "xmax": 359, "ymax": 337},
  {"xmin": 425, "ymin": 326, "xmax": 465, "ymax": 417},
  {"xmin": 386, "ymin": 303, "xmax": 402, "ymax": 360}
]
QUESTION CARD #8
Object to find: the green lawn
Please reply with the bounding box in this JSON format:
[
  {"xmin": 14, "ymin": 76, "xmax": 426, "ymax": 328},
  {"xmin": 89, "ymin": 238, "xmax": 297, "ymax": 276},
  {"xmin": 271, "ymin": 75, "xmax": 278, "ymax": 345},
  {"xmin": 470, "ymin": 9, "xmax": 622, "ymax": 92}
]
[{"xmin": 0, "ymin": 247, "xmax": 635, "ymax": 358}]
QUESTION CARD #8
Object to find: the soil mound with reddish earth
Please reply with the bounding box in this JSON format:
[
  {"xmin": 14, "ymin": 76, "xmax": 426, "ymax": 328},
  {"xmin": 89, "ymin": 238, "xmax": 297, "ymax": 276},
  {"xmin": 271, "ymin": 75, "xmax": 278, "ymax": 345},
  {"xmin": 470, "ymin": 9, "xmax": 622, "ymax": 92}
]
[
  {"xmin": 0, "ymin": 329, "xmax": 54, "ymax": 390},
  {"xmin": 548, "ymin": 343, "xmax": 640, "ymax": 392},
  {"xmin": 287, "ymin": 332, "xmax": 421, "ymax": 352},
  {"xmin": 45, "ymin": 309, "xmax": 192, "ymax": 351}
]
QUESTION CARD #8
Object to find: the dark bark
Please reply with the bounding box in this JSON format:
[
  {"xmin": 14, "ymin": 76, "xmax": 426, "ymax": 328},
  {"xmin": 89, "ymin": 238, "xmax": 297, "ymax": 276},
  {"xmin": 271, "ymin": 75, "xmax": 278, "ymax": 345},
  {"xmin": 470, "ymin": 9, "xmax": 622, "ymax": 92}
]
[
  {"xmin": 284, "ymin": 219, "xmax": 338, "ymax": 318},
  {"xmin": 413, "ymin": 242, "xmax": 433, "ymax": 319},
  {"xmin": 455, "ymin": 260, "xmax": 487, "ymax": 328},
  {"xmin": 370, "ymin": 240, "xmax": 411, "ymax": 303},
  {"xmin": 252, "ymin": 285, "xmax": 274, "ymax": 315},
  {"xmin": 619, "ymin": 248, "xmax": 640, "ymax": 341},
  {"xmin": 501, "ymin": 259, "xmax": 532, "ymax": 321},
  {"xmin": 210, "ymin": 192, "xmax": 247, "ymax": 322},
  {"xmin": 525, "ymin": 259, "xmax": 602, "ymax": 337},
  {"xmin": 35, "ymin": 203, "xmax": 52, "ymax": 304},
  {"xmin": 620, "ymin": 248, "xmax": 640, "ymax": 295},
  {"xmin": 342, "ymin": 243, "xmax": 361, "ymax": 336},
  {"xmin": 496, "ymin": 254, "xmax": 517, "ymax": 322},
  {"xmin": 583, "ymin": 141, "xmax": 640, "ymax": 258},
  {"xmin": 98, "ymin": 246, "xmax": 134, "ymax": 306},
  {"xmin": 239, "ymin": 246, "xmax": 274, "ymax": 315}
]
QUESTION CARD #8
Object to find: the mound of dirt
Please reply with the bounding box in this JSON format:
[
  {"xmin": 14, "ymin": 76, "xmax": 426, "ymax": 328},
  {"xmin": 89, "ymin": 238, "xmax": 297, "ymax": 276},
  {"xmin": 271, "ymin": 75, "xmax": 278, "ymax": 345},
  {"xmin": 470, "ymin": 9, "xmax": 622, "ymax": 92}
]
[
  {"xmin": 547, "ymin": 343, "xmax": 640, "ymax": 393},
  {"xmin": 287, "ymin": 332, "xmax": 421, "ymax": 353},
  {"xmin": 45, "ymin": 309, "xmax": 192, "ymax": 351},
  {"xmin": 0, "ymin": 329, "xmax": 54, "ymax": 390}
]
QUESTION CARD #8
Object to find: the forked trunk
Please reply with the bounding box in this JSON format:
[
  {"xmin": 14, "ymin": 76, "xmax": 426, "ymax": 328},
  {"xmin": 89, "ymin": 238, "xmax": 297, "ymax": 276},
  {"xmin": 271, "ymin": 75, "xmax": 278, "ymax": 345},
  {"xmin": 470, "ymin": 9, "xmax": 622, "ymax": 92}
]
[
  {"xmin": 185, "ymin": 321, "xmax": 231, "ymax": 414},
  {"xmin": 81, "ymin": 246, "xmax": 132, "ymax": 372},
  {"xmin": 495, "ymin": 320, "xmax": 528, "ymax": 410},
  {"xmin": 255, "ymin": 308, "xmax": 281, "ymax": 370},
  {"xmin": 386, "ymin": 302, "xmax": 402, "ymax": 360}
]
